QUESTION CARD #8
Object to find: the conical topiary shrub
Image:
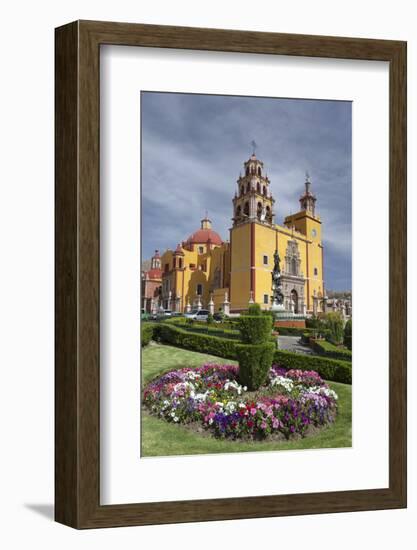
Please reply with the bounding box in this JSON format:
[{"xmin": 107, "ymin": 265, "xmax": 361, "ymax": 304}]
[{"xmin": 236, "ymin": 304, "xmax": 275, "ymax": 390}]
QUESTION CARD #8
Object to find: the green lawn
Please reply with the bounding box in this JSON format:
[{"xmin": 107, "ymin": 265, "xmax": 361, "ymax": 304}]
[{"xmin": 141, "ymin": 343, "xmax": 352, "ymax": 457}]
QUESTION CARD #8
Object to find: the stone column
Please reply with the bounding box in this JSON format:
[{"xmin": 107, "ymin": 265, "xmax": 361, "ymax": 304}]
[
  {"xmin": 185, "ymin": 299, "xmax": 191, "ymax": 313},
  {"xmin": 208, "ymin": 293, "xmax": 215, "ymax": 315},
  {"xmin": 223, "ymin": 291, "xmax": 230, "ymax": 316},
  {"xmin": 313, "ymin": 295, "xmax": 318, "ymax": 316},
  {"xmin": 248, "ymin": 291, "xmax": 254, "ymax": 305}
]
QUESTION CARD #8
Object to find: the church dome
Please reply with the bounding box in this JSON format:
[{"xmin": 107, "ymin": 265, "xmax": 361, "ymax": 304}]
[{"xmin": 186, "ymin": 216, "xmax": 223, "ymax": 245}]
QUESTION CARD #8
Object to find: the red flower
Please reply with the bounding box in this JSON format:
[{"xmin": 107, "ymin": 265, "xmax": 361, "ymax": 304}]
[{"xmin": 247, "ymin": 420, "xmax": 254, "ymax": 428}]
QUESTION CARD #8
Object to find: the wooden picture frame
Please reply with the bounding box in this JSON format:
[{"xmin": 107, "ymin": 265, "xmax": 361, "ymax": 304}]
[{"xmin": 55, "ymin": 20, "xmax": 407, "ymax": 529}]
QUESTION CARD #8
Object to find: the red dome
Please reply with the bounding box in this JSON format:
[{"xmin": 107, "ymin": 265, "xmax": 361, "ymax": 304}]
[
  {"xmin": 146, "ymin": 268, "xmax": 162, "ymax": 279},
  {"xmin": 187, "ymin": 228, "xmax": 223, "ymax": 245}
]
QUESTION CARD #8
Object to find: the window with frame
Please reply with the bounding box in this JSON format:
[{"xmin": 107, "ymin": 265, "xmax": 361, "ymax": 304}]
[
  {"xmin": 263, "ymin": 294, "xmax": 269, "ymax": 304},
  {"xmin": 314, "ymin": 267, "xmax": 318, "ymax": 276},
  {"xmin": 263, "ymin": 254, "xmax": 268, "ymax": 265},
  {"xmin": 198, "ymin": 246, "xmax": 204, "ymax": 254},
  {"xmin": 197, "ymin": 284, "xmax": 203, "ymax": 296}
]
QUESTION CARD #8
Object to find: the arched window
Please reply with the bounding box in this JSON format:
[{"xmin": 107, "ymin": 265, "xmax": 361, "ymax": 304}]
[
  {"xmin": 290, "ymin": 289, "xmax": 299, "ymax": 313},
  {"xmin": 240, "ymin": 185, "xmax": 244, "ymax": 196},
  {"xmin": 197, "ymin": 283, "xmax": 203, "ymax": 296},
  {"xmin": 246, "ymin": 166, "xmax": 249, "ymax": 176},
  {"xmin": 258, "ymin": 166, "xmax": 261, "ymax": 176},
  {"xmin": 291, "ymin": 258, "xmax": 297, "ymax": 275},
  {"xmin": 256, "ymin": 182, "xmax": 261, "ymax": 194},
  {"xmin": 263, "ymin": 186, "xmax": 267, "ymax": 196},
  {"xmin": 265, "ymin": 205, "xmax": 271, "ymax": 221},
  {"xmin": 243, "ymin": 201, "xmax": 250, "ymax": 216},
  {"xmin": 236, "ymin": 205, "xmax": 241, "ymax": 218},
  {"xmin": 257, "ymin": 202, "xmax": 263, "ymax": 220}
]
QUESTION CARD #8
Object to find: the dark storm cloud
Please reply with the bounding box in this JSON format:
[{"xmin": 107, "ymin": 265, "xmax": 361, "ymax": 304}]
[{"xmin": 141, "ymin": 92, "xmax": 352, "ymax": 291}]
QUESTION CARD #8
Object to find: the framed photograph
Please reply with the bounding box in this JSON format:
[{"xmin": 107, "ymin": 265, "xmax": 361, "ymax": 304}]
[{"xmin": 55, "ymin": 20, "xmax": 406, "ymax": 528}]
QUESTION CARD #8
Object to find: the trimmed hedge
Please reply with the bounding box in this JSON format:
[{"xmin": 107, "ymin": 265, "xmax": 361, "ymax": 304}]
[
  {"xmin": 276, "ymin": 326, "xmax": 312, "ymax": 336},
  {"xmin": 273, "ymin": 350, "xmax": 352, "ymax": 384},
  {"xmin": 238, "ymin": 315, "xmax": 272, "ymax": 344},
  {"xmin": 141, "ymin": 322, "xmax": 157, "ymax": 347},
  {"xmin": 311, "ymin": 339, "xmax": 352, "ymax": 362},
  {"xmin": 157, "ymin": 323, "xmax": 239, "ymax": 359},
  {"xmin": 236, "ymin": 342, "xmax": 276, "ymax": 390},
  {"xmin": 170, "ymin": 322, "xmax": 240, "ymax": 340},
  {"xmin": 155, "ymin": 323, "xmax": 351, "ymax": 384}
]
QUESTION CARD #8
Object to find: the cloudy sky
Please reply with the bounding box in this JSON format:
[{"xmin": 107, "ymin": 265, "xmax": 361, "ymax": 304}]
[{"xmin": 141, "ymin": 92, "xmax": 352, "ymax": 291}]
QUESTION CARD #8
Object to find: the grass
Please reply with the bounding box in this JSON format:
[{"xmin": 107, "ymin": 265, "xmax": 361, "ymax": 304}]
[{"xmin": 141, "ymin": 343, "xmax": 352, "ymax": 457}]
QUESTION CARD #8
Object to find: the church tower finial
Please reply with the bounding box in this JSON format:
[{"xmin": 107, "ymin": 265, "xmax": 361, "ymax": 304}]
[{"xmin": 299, "ymin": 171, "xmax": 317, "ymax": 216}]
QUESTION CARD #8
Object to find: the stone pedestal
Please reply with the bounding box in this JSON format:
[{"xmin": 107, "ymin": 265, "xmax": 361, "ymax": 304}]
[
  {"xmin": 208, "ymin": 294, "xmax": 214, "ymax": 315},
  {"xmin": 222, "ymin": 291, "xmax": 230, "ymax": 316}
]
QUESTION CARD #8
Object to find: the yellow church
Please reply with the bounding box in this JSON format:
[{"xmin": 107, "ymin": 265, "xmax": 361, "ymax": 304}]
[{"xmin": 144, "ymin": 153, "xmax": 325, "ymax": 316}]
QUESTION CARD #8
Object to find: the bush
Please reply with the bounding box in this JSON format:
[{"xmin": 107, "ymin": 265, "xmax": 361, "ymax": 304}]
[
  {"xmin": 236, "ymin": 342, "xmax": 276, "ymax": 390},
  {"xmin": 305, "ymin": 315, "xmax": 325, "ymax": 330},
  {"xmin": 141, "ymin": 323, "xmax": 157, "ymax": 347},
  {"xmin": 324, "ymin": 312, "xmax": 345, "ymax": 345},
  {"xmin": 344, "ymin": 319, "xmax": 352, "ymax": 350},
  {"xmin": 238, "ymin": 315, "xmax": 272, "ymax": 344},
  {"xmin": 310, "ymin": 339, "xmax": 352, "ymax": 362},
  {"xmin": 248, "ymin": 303, "xmax": 262, "ymax": 316},
  {"xmin": 236, "ymin": 309, "xmax": 274, "ymax": 389},
  {"xmin": 273, "ymin": 350, "xmax": 352, "ymax": 384},
  {"xmin": 207, "ymin": 312, "xmax": 214, "ymax": 325}
]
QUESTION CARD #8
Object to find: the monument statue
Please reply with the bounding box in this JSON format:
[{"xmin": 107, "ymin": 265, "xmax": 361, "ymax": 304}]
[{"xmin": 271, "ymin": 249, "xmax": 284, "ymax": 307}]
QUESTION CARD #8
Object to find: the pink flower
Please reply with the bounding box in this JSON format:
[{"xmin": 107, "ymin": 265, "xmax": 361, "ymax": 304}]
[{"xmin": 250, "ymin": 407, "xmax": 257, "ymax": 415}]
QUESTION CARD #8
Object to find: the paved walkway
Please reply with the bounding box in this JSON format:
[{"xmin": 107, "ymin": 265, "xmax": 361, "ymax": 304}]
[{"xmin": 277, "ymin": 335, "xmax": 315, "ymax": 355}]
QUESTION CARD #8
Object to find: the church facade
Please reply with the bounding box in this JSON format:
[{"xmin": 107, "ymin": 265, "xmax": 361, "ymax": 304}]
[{"xmin": 142, "ymin": 153, "xmax": 326, "ymax": 316}]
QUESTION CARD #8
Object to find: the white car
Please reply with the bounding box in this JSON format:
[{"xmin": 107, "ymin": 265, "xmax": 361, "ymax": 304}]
[{"xmin": 184, "ymin": 309, "xmax": 210, "ymax": 321}]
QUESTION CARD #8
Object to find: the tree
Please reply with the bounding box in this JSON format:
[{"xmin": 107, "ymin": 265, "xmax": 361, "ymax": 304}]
[
  {"xmin": 344, "ymin": 319, "xmax": 352, "ymax": 350},
  {"xmin": 325, "ymin": 312, "xmax": 345, "ymax": 345}
]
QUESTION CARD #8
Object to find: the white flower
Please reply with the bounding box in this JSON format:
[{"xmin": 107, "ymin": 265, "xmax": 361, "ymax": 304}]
[
  {"xmin": 243, "ymin": 386, "xmax": 248, "ymax": 391},
  {"xmin": 306, "ymin": 386, "xmax": 338, "ymax": 400},
  {"xmin": 270, "ymin": 375, "xmax": 294, "ymax": 393},
  {"xmin": 224, "ymin": 401, "xmax": 237, "ymax": 413},
  {"xmin": 209, "ymin": 418, "xmax": 213, "ymax": 425},
  {"xmin": 173, "ymin": 416, "xmax": 179, "ymax": 422}
]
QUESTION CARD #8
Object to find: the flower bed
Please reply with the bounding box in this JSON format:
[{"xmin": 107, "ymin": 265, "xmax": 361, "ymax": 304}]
[{"xmin": 143, "ymin": 364, "xmax": 338, "ymax": 440}]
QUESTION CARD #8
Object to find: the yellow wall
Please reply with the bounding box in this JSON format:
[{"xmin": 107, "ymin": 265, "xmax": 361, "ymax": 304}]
[
  {"xmin": 159, "ymin": 210, "xmax": 324, "ymax": 314},
  {"xmin": 230, "ymin": 223, "xmax": 251, "ymax": 311}
]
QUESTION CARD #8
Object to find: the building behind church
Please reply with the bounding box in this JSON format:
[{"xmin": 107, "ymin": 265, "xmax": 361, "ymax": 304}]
[{"xmin": 142, "ymin": 153, "xmax": 343, "ymax": 317}]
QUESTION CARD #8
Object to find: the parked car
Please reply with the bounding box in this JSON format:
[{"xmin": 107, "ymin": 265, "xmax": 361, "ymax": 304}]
[
  {"xmin": 184, "ymin": 309, "xmax": 210, "ymax": 321},
  {"xmin": 154, "ymin": 309, "xmax": 172, "ymax": 320}
]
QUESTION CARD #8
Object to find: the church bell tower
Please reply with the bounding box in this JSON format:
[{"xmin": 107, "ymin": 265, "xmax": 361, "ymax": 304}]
[{"xmin": 232, "ymin": 152, "xmax": 275, "ymax": 227}]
